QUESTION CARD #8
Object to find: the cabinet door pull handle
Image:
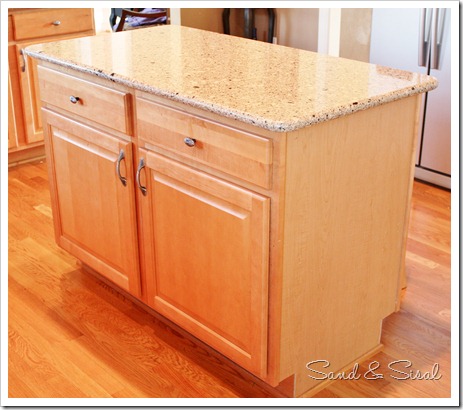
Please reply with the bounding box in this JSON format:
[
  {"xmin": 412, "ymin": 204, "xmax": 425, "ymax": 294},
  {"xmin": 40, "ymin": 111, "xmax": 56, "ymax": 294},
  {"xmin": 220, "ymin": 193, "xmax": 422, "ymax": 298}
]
[
  {"xmin": 136, "ymin": 158, "xmax": 147, "ymax": 196},
  {"xmin": 116, "ymin": 149, "xmax": 127, "ymax": 186},
  {"xmin": 69, "ymin": 96, "xmax": 80, "ymax": 104},
  {"xmin": 19, "ymin": 49, "xmax": 26, "ymax": 72},
  {"xmin": 183, "ymin": 137, "xmax": 196, "ymax": 147},
  {"xmin": 52, "ymin": 20, "xmax": 61, "ymax": 26}
]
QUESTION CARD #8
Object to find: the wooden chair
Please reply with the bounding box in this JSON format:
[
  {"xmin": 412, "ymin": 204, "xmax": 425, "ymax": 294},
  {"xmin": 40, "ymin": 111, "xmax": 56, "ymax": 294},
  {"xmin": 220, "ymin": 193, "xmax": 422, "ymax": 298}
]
[{"xmin": 110, "ymin": 8, "xmax": 168, "ymax": 32}]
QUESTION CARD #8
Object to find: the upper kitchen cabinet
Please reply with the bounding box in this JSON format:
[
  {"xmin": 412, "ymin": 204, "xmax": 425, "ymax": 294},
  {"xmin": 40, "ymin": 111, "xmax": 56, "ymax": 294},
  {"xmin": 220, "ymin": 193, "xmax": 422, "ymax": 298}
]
[
  {"xmin": 8, "ymin": 8, "xmax": 95, "ymax": 166},
  {"xmin": 370, "ymin": 8, "xmax": 451, "ymax": 189}
]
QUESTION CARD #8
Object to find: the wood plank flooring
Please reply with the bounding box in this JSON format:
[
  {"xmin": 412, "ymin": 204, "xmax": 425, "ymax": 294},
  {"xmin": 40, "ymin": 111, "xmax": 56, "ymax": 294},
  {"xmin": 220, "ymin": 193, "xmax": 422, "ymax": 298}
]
[{"xmin": 7, "ymin": 161, "xmax": 451, "ymax": 400}]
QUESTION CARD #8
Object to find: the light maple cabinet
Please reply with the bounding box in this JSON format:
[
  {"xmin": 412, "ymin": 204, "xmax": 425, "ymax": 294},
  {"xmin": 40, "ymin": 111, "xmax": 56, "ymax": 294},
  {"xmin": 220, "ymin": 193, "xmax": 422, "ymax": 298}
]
[
  {"xmin": 139, "ymin": 150, "xmax": 270, "ymax": 376},
  {"xmin": 38, "ymin": 64, "xmax": 143, "ymax": 296},
  {"xmin": 8, "ymin": 8, "xmax": 94, "ymax": 166},
  {"xmin": 136, "ymin": 97, "xmax": 274, "ymax": 375},
  {"xmin": 42, "ymin": 110, "xmax": 141, "ymax": 297},
  {"xmin": 35, "ymin": 62, "xmax": 423, "ymax": 397},
  {"xmin": 15, "ymin": 41, "xmax": 46, "ymax": 145},
  {"xmin": 8, "ymin": 68, "xmax": 17, "ymax": 149},
  {"xmin": 38, "ymin": 65, "xmax": 271, "ymax": 378}
]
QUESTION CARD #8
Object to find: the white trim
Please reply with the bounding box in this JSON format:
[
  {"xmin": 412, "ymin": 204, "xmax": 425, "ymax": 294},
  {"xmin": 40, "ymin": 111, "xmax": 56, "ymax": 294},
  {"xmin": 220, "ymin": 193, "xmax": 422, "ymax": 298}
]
[
  {"xmin": 414, "ymin": 166, "xmax": 451, "ymax": 189},
  {"xmin": 318, "ymin": 8, "xmax": 341, "ymax": 56},
  {"xmin": 170, "ymin": 8, "xmax": 181, "ymax": 25}
]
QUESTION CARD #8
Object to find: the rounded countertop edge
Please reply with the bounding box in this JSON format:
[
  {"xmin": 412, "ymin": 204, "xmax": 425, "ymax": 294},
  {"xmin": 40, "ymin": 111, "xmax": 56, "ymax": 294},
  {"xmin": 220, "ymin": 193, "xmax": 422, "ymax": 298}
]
[{"xmin": 24, "ymin": 49, "xmax": 438, "ymax": 133}]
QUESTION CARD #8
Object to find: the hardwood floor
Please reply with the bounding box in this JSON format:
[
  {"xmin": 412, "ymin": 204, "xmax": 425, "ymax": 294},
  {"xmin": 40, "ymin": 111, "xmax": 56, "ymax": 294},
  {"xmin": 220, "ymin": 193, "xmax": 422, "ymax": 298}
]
[{"xmin": 7, "ymin": 161, "xmax": 452, "ymax": 400}]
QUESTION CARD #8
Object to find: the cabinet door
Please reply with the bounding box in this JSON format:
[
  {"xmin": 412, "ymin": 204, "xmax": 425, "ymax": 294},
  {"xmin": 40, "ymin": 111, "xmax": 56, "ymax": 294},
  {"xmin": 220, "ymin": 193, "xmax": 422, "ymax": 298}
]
[
  {"xmin": 139, "ymin": 150, "xmax": 270, "ymax": 377},
  {"xmin": 8, "ymin": 68, "xmax": 18, "ymax": 149},
  {"xmin": 16, "ymin": 43, "xmax": 43, "ymax": 144},
  {"xmin": 43, "ymin": 109, "xmax": 141, "ymax": 297}
]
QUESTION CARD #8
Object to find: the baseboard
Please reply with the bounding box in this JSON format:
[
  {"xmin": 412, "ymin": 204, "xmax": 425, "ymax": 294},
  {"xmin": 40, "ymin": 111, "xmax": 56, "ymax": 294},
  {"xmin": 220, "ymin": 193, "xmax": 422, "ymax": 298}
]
[
  {"xmin": 8, "ymin": 144, "xmax": 46, "ymax": 167},
  {"xmin": 414, "ymin": 167, "xmax": 450, "ymax": 190}
]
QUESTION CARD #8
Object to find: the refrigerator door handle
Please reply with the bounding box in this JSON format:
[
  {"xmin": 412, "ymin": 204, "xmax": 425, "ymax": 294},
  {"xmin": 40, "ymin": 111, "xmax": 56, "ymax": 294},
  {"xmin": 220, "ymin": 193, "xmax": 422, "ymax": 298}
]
[
  {"xmin": 418, "ymin": 8, "xmax": 433, "ymax": 67},
  {"xmin": 431, "ymin": 8, "xmax": 446, "ymax": 70}
]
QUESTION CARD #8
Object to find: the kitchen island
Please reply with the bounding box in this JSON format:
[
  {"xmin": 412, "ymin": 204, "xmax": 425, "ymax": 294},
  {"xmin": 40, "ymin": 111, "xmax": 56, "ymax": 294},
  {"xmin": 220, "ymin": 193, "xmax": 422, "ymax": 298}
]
[{"xmin": 25, "ymin": 25, "xmax": 436, "ymax": 397}]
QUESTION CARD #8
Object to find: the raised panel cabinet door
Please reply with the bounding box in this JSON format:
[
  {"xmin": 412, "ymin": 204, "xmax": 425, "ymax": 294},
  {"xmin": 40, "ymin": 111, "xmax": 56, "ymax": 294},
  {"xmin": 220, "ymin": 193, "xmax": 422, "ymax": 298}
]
[
  {"xmin": 8, "ymin": 69, "xmax": 18, "ymax": 149},
  {"xmin": 138, "ymin": 150, "xmax": 270, "ymax": 377},
  {"xmin": 42, "ymin": 109, "xmax": 141, "ymax": 297},
  {"xmin": 16, "ymin": 43, "xmax": 43, "ymax": 144}
]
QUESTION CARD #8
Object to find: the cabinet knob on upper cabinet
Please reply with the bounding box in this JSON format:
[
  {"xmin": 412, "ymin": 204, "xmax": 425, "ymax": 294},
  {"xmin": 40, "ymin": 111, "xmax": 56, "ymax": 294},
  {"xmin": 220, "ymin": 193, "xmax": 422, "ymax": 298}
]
[
  {"xmin": 69, "ymin": 96, "xmax": 80, "ymax": 104},
  {"xmin": 183, "ymin": 137, "xmax": 196, "ymax": 147},
  {"xmin": 52, "ymin": 20, "xmax": 61, "ymax": 26}
]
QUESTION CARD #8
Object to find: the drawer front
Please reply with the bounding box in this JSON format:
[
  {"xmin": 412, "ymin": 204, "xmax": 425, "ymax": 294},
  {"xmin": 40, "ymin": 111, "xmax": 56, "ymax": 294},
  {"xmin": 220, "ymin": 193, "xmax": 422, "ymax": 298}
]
[
  {"xmin": 12, "ymin": 9, "xmax": 94, "ymax": 41},
  {"xmin": 38, "ymin": 66, "xmax": 131, "ymax": 134},
  {"xmin": 137, "ymin": 98, "xmax": 273, "ymax": 189}
]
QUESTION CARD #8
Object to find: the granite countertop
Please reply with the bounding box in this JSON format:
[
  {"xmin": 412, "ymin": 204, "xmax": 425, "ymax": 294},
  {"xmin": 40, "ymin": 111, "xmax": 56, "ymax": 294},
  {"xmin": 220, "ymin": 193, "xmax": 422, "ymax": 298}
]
[{"xmin": 25, "ymin": 25, "xmax": 437, "ymax": 132}]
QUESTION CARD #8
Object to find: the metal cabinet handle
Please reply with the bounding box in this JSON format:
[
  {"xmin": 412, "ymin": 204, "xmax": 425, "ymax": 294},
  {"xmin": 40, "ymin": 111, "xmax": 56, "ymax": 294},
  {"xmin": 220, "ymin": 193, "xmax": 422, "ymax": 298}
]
[
  {"xmin": 116, "ymin": 149, "xmax": 127, "ymax": 186},
  {"xmin": 19, "ymin": 49, "xmax": 26, "ymax": 73},
  {"xmin": 52, "ymin": 20, "xmax": 61, "ymax": 26},
  {"xmin": 70, "ymin": 96, "xmax": 80, "ymax": 104},
  {"xmin": 183, "ymin": 137, "xmax": 196, "ymax": 147},
  {"xmin": 136, "ymin": 158, "xmax": 147, "ymax": 196}
]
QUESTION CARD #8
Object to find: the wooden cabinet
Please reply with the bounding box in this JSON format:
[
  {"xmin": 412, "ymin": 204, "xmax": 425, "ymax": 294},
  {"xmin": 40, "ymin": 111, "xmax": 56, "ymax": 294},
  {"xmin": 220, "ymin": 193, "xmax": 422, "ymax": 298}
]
[
  {"xmin": 139, "ymin": 149, "xmax": 270, "ymax": 376},
  {"xmin": 10, "ymin": 8, "xmax": 94, "ymax": 41},
  {"xmin": 16, "ymin": 42, "xmax": 43, "ymax": 145},
  {"xmin": 8, "ymin": 68, "xmax": 18, "ymax": 149},
  {"xmin": 42, "ymin": 109, "xmax": 141, "ymax": 297},
  {"xmin": 136, "ymin": 98, "xmax": 273, "ymax": 189},
  {"xmin": 35, "ymin": 63, "xmax": 422, "ymax": 396},
  {"xmin": 8, "ymin": 45, "xmax": 21, "ymax": 151},
  {"xmin": 8, "ymin": 9, "xmax": 94, "ymax": 166},
  {"xmin": 38, "ymin": 64, "xmax": 272, "ymax": 378},
  {"xmin": 38, "ymin": 67, "xmax": 132, "ymax": 134}
]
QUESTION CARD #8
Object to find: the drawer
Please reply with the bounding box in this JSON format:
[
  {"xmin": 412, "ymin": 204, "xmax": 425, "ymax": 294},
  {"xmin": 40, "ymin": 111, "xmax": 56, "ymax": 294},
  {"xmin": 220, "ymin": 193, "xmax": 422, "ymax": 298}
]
[
  {"xmin": 11, "ymin": 9, "xmax": 94, "ymax": 41},
  {"xmin": 38, "ymin": 66, "xmax": 131, "ymax": 134},
  {"xmin": 137, "ymin": 98, "xmax": 273, "ymax": 189}
]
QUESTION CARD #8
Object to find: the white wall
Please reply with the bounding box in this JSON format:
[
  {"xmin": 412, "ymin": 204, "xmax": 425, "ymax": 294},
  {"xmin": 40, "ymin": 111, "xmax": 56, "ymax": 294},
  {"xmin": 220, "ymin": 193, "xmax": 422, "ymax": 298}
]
[
  {"xmin": 318, "ymin": 8, "xmax": 341, "ymax": 56},
  {"xmin": 93, "ymin": 8, "xmax": 112, "ymax": 33}
]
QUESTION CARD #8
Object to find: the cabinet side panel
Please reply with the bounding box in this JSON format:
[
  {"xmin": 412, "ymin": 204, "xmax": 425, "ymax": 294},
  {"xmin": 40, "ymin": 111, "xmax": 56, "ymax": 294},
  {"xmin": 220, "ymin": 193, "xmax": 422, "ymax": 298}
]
[{"xmin": 279, "ymin": 96, "xmax": 419, "ymax": 395}]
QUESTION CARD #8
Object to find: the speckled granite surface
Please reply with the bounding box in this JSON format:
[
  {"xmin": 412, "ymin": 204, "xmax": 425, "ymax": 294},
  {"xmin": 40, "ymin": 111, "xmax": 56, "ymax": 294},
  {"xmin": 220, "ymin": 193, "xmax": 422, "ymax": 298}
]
[{"xmin": 25, "ymin": 25, "xmax": 437, "ymax": 132}]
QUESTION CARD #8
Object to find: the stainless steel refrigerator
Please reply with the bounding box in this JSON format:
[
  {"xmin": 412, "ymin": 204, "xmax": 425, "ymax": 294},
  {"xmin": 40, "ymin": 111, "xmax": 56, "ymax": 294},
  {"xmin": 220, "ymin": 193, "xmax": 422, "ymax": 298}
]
[{"xmin": 370, "ymin": 8, "xmax": 451, "ymax": 189}]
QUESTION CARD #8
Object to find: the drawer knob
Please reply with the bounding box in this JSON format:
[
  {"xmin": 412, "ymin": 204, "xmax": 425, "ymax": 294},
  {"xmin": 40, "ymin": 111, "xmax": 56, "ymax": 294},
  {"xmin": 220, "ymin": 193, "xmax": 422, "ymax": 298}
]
[
  {"xmin": 183, "ymin": 137, "xmax": 196, "ymax": 147},
  {"xmin": 69, "ymin": 96, "xmax": 80, "ymax": 104},
  {"xmin": 52, "ymin": 20, "xmax": 61, "ymax": 26}
]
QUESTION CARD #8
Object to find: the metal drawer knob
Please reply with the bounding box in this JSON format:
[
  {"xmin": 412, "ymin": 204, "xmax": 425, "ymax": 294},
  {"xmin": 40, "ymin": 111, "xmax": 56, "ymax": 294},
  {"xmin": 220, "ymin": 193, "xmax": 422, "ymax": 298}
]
[
  {"xmin": 52, "ymin": 20, "xmax": 61, "ymax": 26},
  {"xmin": 69, "ymin": 96, "xmax": 80, "ymax": 104},
  {"xmin": 183, "ymin": 137, "xmax": 196, "ymax": 147}
]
